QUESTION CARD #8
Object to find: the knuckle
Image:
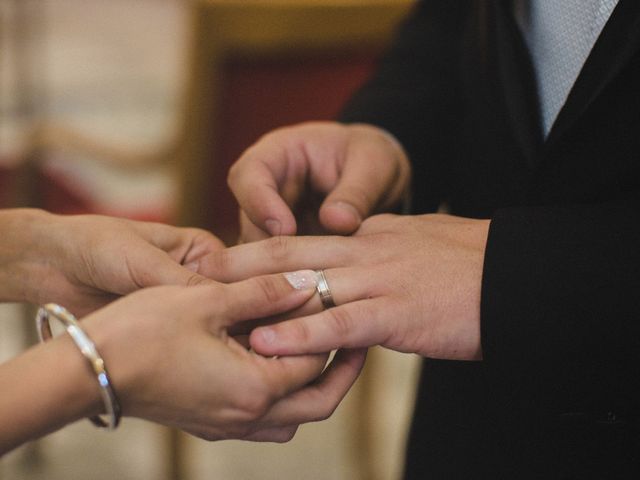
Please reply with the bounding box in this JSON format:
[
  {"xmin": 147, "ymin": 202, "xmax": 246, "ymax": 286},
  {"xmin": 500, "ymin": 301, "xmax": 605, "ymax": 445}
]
[
  {"xmin": 183, "ymin": 226, "xmax": 210, "ymax": 238},
  {"xmin": 220, "ymin": 425, "xmax": 252, "ymax": 440},
  {"xmin": 190, "ymin": 428, "xmax": 215, "ymax": 441},
  {"xmin": 358, "ymin": 216, "xmax": 380, "ymax": 234},
  {"xmin": 253, "ymin": 275, "xmax": 283, "ymax": 304},
  {"xmin": 327, "ymin": 307, "xmax": 356, "ymax": 339},
  {"xmin": 313, "ymin": 379, "xmax": 353, "ymax": 421},
  {"xmin": 267, "ymin": 124, "xmax": 299, "ymax": 141},
  {"xmin": 363, "ymin": 213, "xmax": 396, "ymax": 227},
  {"xmin": 234, "ymin": 377, "xmax": 273, "ymax": 420},
  {"xmin": 226, "ymin": 160, "xmax": 243, "ymax": 189},
  {"xmin": 271, "ymin": 427, "xmax": 298, "ymax": 443},
  {"xmin": 191, "ymin": 426, "xmax": 233, "ymax": 442},
  {"xmin": 375, "ymin": 212, "xmax": 399, "ymax": 223},
  {"xmin": 205, "ymin": 248, "xmax": 232, "ymax": 278},
  {"xmin": 343, "ymin": 184, "xmax": 376, "ymax": 211},
  {"xmin": 290, "ymin": 319, "xmax": 312, "ymax": 345},
  {"xmin": 185, "ymin": 273, "xmax": 210, "ymax": 287},
  {"xmin": 264, "ymin": 235, "xmax": 292, "ymax": 262},
  {"xmin": 306, "ymin": 397, "xmax": 339, "ymax": 422},
  {"xmin": 190, "ymin": 228, "xmax": 225, "ymax": 249},
  {"xmin": 316, "ymin": 404, "xmax": 338, "ymax": 422},
  {"xmin": 238, "ymin": 394, "xmax": 270, "ymax": 421},
  {"xmin": 358, "ymin": 214, "xmax": 399, "ymax": 236}
]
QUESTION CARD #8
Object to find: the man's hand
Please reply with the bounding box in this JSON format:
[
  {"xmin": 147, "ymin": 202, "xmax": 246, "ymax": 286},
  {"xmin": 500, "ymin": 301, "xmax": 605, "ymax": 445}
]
[
  {"xmin": 198, "ymin": 214, "xmax": 490, "ymax": 361},
  {"xmin": 228, "ymin": 121, "xmax": 411, "ymax": 242},
  {"xmin": 0, "ymin": 209, "xmax": 224, "ymax": 316}
]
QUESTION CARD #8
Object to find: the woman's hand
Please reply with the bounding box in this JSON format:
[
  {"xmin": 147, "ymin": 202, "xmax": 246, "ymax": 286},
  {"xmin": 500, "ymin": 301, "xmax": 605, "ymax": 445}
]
[
  {"xmin": 197, "ymin": 214, "xmax": 490, "ymax": 361},
  {"xmin": 0, "ymin": 209, "xmax": 224, "ymax": 316},
  {"xmin": 85, "ymin": 272, "xmax": 366, "ymax": 441},
  {"xmin": 0, "ymin": 272, "xmax": 366, "ymax": 453},
  {"xmin": 227, "ymin": 122, "xmax": 411, "ymax": 242}
]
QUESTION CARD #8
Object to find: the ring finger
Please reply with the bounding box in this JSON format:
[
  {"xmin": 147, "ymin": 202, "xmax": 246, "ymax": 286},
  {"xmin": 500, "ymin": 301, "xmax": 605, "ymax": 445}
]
[{"xmin": 229, "ymin": 267, "xmax": 378, "ymax": 336}]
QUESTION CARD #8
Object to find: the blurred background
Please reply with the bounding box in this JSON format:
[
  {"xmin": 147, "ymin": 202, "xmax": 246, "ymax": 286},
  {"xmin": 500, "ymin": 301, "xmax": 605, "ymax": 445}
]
[{"xmin": 0, "ymin": 0, "xmax": 420, "ymax": 478}]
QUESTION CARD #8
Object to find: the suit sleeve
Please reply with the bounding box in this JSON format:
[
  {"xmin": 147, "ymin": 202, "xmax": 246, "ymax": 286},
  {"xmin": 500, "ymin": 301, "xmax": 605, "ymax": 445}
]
[
  {"xmin": 481, "ymin": 198, "xmax": 640, "ymax": 412},
  {"xmin": 339, "ymin": 0, "xmax": 467, "ymax": 213}
]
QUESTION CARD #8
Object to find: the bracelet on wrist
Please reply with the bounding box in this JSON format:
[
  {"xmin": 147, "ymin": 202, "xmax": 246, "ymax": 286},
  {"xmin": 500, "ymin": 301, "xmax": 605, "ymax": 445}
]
[{"xmin": 36, "ymin": 303, "xmax": 122, "ymax": 429}]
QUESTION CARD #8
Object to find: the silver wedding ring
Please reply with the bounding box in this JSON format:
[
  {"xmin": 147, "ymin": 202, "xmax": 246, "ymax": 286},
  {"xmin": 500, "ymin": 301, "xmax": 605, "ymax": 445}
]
[{"xmin": 315, "ymin": 270, "xmax": 336, "ymax": 309}]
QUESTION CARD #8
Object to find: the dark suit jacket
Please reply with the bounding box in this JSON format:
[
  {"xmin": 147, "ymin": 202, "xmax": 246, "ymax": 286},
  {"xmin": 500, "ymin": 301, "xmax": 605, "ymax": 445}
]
[{"xmin": 340, "ymin": 1, "xmax": 640, "ymax": 478}]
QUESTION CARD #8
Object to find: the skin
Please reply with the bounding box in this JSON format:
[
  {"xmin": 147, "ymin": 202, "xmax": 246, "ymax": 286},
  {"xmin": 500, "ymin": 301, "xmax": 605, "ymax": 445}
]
[
  {"xmin": 0, "ymin": 208, "xmax": 224, "ymax": 316},
  {"xmin": 215, "ymin": 121, "xmax": 491, "ymax": 361},
  {"xmin": 198, "ymin": 213, "xmax": 490, "ymax": 361},
  {"xmin": 228, "ymin": 121, "xmax": 411, "ymax": 241},
  {"xmin": 0, "ymin": 209, "xmax": 366, "ymax": 454}
]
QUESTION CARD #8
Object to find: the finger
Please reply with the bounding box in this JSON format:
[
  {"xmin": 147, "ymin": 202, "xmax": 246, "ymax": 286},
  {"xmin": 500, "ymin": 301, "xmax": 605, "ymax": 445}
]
[
  {"xmin": 296, "ymin": 267, "xmax": 377, "ymax": 311},
  {"xmin": 238, "ymin": 210, "xmax": 272, "ymax": 244},
  {"xmin": 250, "ymin": 297, "xmax": 391, "ymax": 356},
  {"xmin": 120, "ymin": 244, "xmax": 215, "ymax": 293},
  {"xmin": 227, "ymin": 146, "xmax": 298, "ymax": 237},
  {"xmin": 319, "ymin": 146, "xmax": 399, "ymax": 235},
  {"xmin": 259, "ymin": 349, "xmax": 367, "ymax": 426},
  {"xmin": 126, "ymin": 221, "xmax": 225, "ymax": 277},
  {"xmin": 128, "ymin": 220, "xmax": 225, "ymax": 256},
  {"xmin": 198, "ymin": 235, "xmax": 353, "ymax": 283},
  {"xmin": 221, "ymin": 270, "xmax": 318, "ymax": 325},
  {"xmin": 242, "ymin": 425, "xmax": 298, "ymax": 443},
  {"xmin": 228, "ymin": 267, "xmax": 376, "ymax": 336},
  {"xmin": 262, "ymin": 351, "xmax": 330, "ymax": 396},
  {"xmin": 318, "ymin": 128, "xmax": 410, "ymax": 234},
  {"xmin": 179, "ymin": 229, "xmax": 227, "ymax": 269}
]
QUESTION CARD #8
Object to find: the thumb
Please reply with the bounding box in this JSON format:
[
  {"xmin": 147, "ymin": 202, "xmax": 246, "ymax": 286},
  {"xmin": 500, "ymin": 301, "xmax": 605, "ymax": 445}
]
[
  {"xmin": 127, "ymin": 245, "xmax": 214, "ymax": 290},
  {"xmin": 221, "ymin": 270, "xmax": 318, "ymax": 326},
  {"xmin": 318, "ymin": 136, "xmax": 403, "ymax": 235}
]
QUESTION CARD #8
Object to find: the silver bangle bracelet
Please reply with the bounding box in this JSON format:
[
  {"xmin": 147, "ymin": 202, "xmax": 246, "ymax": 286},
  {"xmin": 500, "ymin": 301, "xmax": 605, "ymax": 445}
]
[{"xmin": 36, "ymin": 303, "xmax": 121, "ymax": 430}]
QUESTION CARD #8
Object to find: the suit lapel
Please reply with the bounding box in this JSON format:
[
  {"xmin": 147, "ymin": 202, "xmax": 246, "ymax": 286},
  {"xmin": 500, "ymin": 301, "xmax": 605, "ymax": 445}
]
[
  {"xmin": 546, "ymin": 0, "xmax": 640, "ymax": 147},
  {"xmin": 492, "ymin": 1, "xmax": 543, "ymax": 169},
  {"xmin": 492, "ymin": 0, "xmax": 640, "ymax": 164}
]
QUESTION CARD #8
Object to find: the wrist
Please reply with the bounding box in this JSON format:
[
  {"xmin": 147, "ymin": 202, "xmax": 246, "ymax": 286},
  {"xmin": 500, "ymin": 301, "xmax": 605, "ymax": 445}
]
[
  {"xmin": 38, "ymin": 304, "xmax": 122, "ymax": 428},
  {"xmin": 51, "ymin": 334, "xmax": 105, "ymax": 420},
  {"xmin": 430, "ymin": 216, "xmax": 489, "ymax": 361},
  {"xmin": 81, "ymin": 307, "xmax": 146, "ymax": 417},
  {"xmin": 0, "ymin": 208, "xmax": 59, "ymax": 303},
  {"xmin": 0, "ymin": 334, "xmax": 103, "ymax": 454},
  {"xmin": 466, "ymin": 218, "xmax": 490, "ymax": 361}
]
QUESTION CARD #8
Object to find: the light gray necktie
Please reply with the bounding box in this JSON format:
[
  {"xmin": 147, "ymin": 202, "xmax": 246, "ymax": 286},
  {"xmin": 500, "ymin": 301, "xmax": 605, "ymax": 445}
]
[{"xmin": 515, "ymin": 0, "xmax": 619, "ymax": 136}]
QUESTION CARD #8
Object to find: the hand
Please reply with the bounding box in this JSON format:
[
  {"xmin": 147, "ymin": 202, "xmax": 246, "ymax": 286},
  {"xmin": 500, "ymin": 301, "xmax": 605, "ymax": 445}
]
[
  {"xmin": 197, "ymin": 214, "xmax": 490, "ymax": 361},
  {"xmin": 0, "ymin": 271, "xmax": 366, "ymax": 452},
  {"xmin": 227, "ymin": 122, "xmax": 411, "ymax": 242},
  {"xmin": 82, "ymin": 272, "xmax": 365, "ymax": 442},
  {"xmin": 0, "ymin": 209, "xmax": 224, "ymax": 316}
]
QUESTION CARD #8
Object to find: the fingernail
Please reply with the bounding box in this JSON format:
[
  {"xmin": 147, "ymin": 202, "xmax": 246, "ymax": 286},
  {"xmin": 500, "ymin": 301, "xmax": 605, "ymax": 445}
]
[
  {"xmin": 333, "ymin": 201, "xmax": 362, "ymax": 222},
  {"xmin": 184, "ymin": 260, "xmax": 200, "ymax": 272},
  {"xmin": 259, "ymin": 327, "xmax": 277, "ymax": 345},
  {"xmin": 284, "ymin": 269, "xmax": 318, "ymax": 290},
  {"xmin": 265, "ymin": 218, "xmax": 281, "ymax": 236}
]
